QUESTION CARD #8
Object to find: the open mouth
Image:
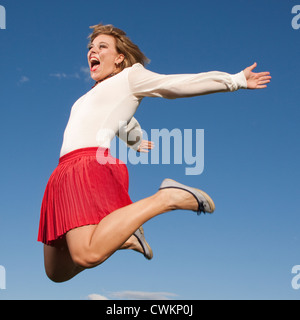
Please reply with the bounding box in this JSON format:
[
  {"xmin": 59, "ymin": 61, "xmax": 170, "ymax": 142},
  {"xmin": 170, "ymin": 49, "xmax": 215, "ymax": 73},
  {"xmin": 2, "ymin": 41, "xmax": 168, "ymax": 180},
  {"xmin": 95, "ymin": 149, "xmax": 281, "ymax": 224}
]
[{"xmin": 90, "ymin": 57, "xmax": 100, "ymax": 72}]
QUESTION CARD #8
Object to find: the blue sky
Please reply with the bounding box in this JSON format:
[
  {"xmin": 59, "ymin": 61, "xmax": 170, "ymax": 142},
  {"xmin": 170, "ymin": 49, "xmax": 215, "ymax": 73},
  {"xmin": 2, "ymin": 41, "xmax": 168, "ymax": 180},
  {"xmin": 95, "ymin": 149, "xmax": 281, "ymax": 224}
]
[{"xmin": 0, "ymin": 0, "xmax": 300, "ymax": 300}]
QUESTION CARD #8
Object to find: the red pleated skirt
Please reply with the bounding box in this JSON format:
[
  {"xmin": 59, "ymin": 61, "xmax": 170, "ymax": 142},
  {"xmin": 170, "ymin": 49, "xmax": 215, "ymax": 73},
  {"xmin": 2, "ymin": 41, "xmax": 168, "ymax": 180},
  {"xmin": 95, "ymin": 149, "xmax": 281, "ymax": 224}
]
[{"xmin": 38, "ymin": 147, "xmax": 133, "ymax": 245}]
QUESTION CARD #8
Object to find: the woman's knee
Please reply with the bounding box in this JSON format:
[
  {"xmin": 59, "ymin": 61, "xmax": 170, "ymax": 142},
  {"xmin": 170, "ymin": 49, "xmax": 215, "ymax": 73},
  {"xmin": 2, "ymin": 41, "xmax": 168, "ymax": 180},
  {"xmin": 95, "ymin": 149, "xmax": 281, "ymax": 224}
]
[
  {"xmin": 71, "ymin": 249, "xmax": 107, "ymax": 269},
  {"xmin": 66, "ymin": 225, "xmax": 108, "ymax": 268}
]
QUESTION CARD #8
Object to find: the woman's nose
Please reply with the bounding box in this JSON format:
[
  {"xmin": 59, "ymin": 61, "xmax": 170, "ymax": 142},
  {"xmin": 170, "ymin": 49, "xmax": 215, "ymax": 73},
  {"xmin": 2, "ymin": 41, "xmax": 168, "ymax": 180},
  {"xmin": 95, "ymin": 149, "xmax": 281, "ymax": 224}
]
[
  {"xmin": 89, "ymin": 46, "xmax": 98, "ymax": 55},
  {"xmin": 90, "ymin": 48, "xmax": 97, "ymax": 55}
]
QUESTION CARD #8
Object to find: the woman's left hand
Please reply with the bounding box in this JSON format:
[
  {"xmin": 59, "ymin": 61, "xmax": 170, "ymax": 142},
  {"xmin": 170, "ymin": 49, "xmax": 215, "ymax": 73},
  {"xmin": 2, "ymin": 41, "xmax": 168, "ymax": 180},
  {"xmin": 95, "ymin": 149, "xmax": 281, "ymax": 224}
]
[
  {"xmin": 243, "ymin": 62, "xmax": 271, "ymax": 89},
  {"xmin": 137, "ymin": 140, "xmax": 155, "ymax": 153}
]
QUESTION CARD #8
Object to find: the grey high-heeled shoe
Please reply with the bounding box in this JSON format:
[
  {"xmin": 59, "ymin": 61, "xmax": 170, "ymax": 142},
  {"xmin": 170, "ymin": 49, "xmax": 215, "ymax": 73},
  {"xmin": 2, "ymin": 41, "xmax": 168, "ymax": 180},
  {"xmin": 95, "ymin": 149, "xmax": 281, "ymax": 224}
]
[
  {"xmin": 133, "ymin": 226, "xmax": 153, "ymax": 260},
  {"xmin": 159, "ymin": 178, "xmax": 215, "ymax": 215}
]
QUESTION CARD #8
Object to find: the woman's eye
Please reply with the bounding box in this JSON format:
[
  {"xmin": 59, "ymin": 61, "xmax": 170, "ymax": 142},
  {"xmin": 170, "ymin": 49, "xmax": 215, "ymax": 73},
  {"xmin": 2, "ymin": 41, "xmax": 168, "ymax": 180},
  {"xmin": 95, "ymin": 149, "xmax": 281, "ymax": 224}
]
[{"xmin": 87, "ymin": 44, "xmax": 107, "ymax": 51}]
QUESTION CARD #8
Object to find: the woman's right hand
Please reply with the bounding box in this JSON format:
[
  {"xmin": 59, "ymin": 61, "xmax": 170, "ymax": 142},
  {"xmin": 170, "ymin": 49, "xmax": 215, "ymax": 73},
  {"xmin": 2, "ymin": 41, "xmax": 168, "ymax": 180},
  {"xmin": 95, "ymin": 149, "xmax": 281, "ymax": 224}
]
[{"xmin": 137, "ymin": 140, "xmax": 155, "ymax": 153}]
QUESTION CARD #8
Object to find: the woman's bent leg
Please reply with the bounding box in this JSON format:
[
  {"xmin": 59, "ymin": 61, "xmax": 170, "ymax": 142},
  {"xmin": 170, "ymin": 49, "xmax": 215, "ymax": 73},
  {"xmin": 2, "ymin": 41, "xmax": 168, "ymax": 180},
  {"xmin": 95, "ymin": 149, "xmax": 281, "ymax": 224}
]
[
  {"xmin": 44, "ymin": 187, "xmax": 198, "ymax": 282},
  {"xmin": 66, "ymin": 188, "xmax": 198, "ymax": 269},
  {"xmin": 44, "ymin": 234, "xmax": 145, "ymax": 283}
]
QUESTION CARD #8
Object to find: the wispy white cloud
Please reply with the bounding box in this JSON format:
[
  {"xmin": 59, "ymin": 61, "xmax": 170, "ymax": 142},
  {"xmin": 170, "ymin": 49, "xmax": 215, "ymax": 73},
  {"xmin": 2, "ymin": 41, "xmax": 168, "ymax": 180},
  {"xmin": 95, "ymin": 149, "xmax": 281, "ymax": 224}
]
[
  {"xmin": 50, "ymin": 72, "xmax": 67, "ymax": 79},
  {"xmin": 50, "ymin": 72, "xmax": 80, "ymax": 80},
  {"xmin": 18, "ymin": 75, "xmax": 30, "ymax": 85},
  {"xmin": 80, "ymin": 66, "xmax": 92, "ymax": 82},
  {"xmin": 49, "ymin": 67, "xmax": 91, "ymax": 82},
  {"xmin": 87, "ymin": 291, "xmax": 178, "ymax": 300},
  {"xmin": 87, "ymin": 294, "xmax": 109, "ymax": 300},
  {"xmin": 110, "ymin": 291, "xmax": 178, "ymax": 300}
]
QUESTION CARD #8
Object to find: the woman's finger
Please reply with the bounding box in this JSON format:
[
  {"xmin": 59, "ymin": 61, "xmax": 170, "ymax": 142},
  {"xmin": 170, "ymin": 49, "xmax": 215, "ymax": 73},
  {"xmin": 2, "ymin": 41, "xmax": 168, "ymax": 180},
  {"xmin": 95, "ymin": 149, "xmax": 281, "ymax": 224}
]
[
  {"xmin": 258, "ymin": 79, "xmax": 271, "ymax": 85},
  {"xmin": 257, "ymin": 72, "xmax": 271, "ymax": 77},
  {"xmin": 249, "ymin": 62, "xmax": 257, "ymax": 71}
]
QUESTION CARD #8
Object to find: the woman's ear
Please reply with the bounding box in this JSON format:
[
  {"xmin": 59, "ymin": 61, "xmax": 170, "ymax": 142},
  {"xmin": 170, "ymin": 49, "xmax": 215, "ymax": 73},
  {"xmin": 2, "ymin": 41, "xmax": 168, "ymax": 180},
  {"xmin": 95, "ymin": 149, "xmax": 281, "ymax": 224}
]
[{"xmin": 115, "ymin": 54, "xmax": 125, "ymax": 66}]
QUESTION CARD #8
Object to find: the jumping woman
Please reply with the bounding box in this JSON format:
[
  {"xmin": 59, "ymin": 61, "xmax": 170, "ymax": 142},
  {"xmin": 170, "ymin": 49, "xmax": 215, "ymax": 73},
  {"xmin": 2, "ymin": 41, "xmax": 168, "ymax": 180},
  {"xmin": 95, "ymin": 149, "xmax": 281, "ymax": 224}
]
[{"xmin": 38, "ymin": 24, "xmax": 271, "ymax": 283}]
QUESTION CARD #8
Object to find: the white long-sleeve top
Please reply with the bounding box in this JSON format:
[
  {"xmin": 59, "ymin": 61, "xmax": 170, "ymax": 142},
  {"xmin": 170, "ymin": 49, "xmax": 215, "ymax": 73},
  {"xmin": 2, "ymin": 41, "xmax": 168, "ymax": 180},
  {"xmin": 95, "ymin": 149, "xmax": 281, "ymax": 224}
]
[{"xmin": 60, "ymin": 63, "xmax": 247, "ymax": 157}]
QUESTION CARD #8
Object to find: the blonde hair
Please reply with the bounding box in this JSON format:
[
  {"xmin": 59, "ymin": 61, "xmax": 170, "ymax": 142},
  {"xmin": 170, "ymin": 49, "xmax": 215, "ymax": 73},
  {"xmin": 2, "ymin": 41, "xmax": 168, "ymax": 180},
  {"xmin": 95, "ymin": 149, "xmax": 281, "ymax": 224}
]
[{"xmin": 88, "ymin": 23, "xmax": 149, "ymax": 71}]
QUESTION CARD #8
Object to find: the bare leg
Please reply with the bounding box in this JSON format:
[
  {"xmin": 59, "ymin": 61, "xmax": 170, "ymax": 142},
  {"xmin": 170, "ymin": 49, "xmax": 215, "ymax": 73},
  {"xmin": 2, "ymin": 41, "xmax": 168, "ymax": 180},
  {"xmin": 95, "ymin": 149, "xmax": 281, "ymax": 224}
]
[
  {"xmin": 66, "ymin": 188, "xmax": 197, "ymax": 269},
  {"xmin": 44, "ymin": 234, "xmax": 142, "ymax": 282},
  {"xmin": 44, "ymin": 187, "xmax": 198, "ymax": 282}
]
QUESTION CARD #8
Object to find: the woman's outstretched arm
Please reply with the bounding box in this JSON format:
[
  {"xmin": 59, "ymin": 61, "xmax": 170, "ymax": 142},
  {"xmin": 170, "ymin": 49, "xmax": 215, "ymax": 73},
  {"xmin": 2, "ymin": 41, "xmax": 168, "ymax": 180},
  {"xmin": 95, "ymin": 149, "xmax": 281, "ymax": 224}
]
[{"xmin": 128, "ymin": 62, "xmax": 271, "ymax": 99}]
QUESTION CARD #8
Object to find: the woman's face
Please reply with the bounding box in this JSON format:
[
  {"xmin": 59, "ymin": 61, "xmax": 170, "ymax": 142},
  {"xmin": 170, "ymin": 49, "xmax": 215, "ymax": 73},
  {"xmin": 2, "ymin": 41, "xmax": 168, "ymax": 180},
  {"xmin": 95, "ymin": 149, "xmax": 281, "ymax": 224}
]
[{"xmin": 87, "ymin": 34, "xmax": 124, "ymax": 82}]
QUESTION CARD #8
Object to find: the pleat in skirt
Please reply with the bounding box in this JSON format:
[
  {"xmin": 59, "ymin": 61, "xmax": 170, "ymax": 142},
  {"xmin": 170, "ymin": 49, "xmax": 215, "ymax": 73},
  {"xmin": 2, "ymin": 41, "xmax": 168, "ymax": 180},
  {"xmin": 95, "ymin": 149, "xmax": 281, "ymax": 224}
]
[{"xmin": 38, "ymin": 147, "xmax": 133, "ymax": 245}]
